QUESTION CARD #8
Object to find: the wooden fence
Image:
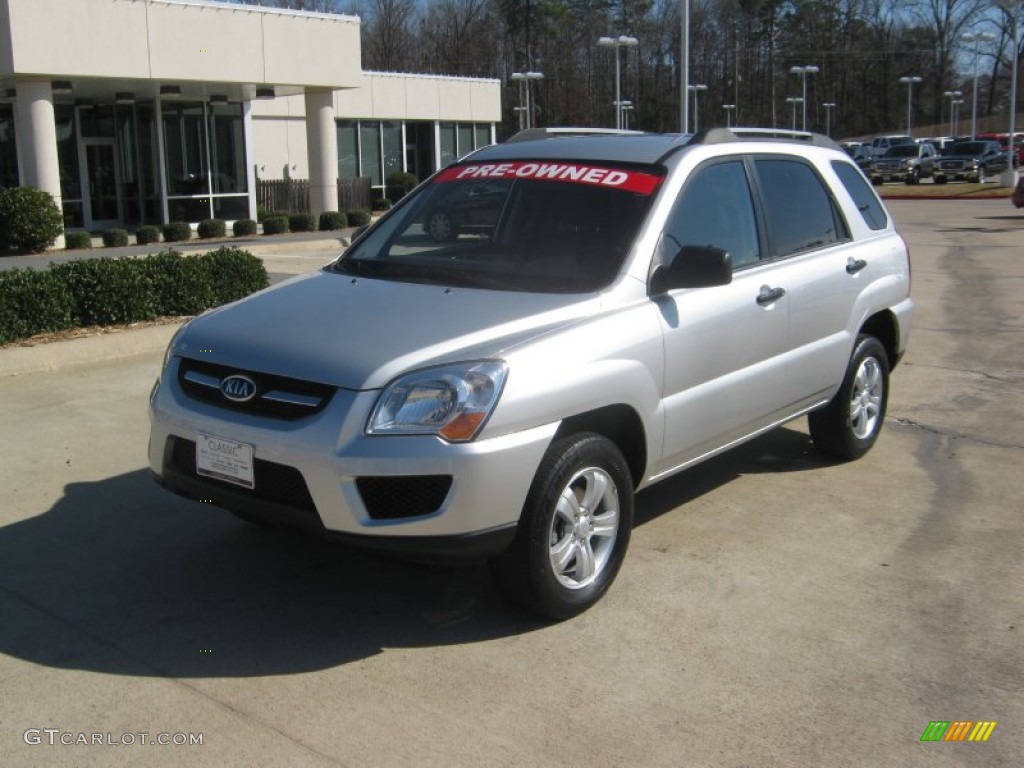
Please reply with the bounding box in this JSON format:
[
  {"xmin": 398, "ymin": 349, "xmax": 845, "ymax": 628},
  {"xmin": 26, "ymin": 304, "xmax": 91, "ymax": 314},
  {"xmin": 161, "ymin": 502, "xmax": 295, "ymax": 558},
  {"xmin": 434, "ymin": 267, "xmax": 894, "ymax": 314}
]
[{"xmin": 256, "ymin": 177, "xmax": 373, "ymax": 214}]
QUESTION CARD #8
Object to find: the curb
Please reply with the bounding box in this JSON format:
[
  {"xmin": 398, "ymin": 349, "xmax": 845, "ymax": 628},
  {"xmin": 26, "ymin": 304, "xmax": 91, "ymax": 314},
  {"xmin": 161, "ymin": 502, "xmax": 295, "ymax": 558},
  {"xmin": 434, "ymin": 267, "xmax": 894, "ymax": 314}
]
[{"xmin": 0, "ymin": 322, "xmax": 183, "ymax": 379}]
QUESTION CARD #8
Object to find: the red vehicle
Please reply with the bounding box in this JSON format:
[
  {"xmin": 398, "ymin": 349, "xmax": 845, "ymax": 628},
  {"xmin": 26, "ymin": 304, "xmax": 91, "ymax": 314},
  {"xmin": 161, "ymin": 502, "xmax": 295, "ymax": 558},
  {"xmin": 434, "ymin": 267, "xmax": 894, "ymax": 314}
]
[{"xmin": 977, "ymin": 132, "xmax": 1024, "ymax": 167}]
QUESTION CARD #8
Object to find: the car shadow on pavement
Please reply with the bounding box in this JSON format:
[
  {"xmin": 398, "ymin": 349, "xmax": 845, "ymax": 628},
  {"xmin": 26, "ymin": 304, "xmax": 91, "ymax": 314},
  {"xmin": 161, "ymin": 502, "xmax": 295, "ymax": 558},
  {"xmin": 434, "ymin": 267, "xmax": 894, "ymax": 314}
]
[{"xmin": 0, "ymin": 427, "xmax": 830, "ymax": 679}]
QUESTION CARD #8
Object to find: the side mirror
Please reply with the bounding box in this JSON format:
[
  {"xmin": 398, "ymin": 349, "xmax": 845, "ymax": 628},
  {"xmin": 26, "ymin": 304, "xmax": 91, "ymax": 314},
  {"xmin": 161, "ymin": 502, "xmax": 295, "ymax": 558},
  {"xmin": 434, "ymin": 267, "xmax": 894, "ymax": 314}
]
[{"xmin": 650, "ymin": 245, "xmax": 732, "ymax": 295}]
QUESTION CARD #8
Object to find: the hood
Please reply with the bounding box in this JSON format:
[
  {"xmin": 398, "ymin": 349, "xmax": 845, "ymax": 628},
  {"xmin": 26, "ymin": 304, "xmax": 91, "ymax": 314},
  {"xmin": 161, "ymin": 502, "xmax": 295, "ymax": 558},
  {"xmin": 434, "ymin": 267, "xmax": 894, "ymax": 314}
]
[{"xmin": 173, "ymin": 269, "xmax": 600, "ymax": 390}]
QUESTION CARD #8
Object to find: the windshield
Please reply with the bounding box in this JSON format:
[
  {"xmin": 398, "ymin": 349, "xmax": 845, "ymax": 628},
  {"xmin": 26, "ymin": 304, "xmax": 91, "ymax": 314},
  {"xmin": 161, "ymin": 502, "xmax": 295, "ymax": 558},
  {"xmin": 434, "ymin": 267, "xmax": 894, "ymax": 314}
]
[
  {"xmin": 884, "ymin": 145, "xmax": 918, "ymax": 158},
  {"xmin": 335, "ymin": 160, "xmax": 663, "ymax": 293},
  {"xmin": 946, "ymin": 142, "xmax": 986, "ymax": 156}
]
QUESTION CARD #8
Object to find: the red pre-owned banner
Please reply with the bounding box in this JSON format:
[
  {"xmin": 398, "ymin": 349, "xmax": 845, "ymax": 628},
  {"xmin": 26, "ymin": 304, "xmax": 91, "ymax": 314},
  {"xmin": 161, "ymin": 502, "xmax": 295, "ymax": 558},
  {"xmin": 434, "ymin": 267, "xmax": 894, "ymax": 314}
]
[{"xmin": 435, "ymin": 161, "xmax": 663, "ymax": 195}]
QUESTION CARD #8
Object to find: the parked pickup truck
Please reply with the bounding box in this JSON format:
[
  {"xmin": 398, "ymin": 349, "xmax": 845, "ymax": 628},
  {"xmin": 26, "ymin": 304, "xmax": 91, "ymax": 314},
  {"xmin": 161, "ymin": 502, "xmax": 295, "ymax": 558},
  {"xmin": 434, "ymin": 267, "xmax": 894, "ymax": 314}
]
[
  {"xmin": 869, "ymin": 142, "xmax": 938, "ymax": 184},
  {"xmin": 934, "ymin": 140, "xmax": 1009, "ymax": 183}
]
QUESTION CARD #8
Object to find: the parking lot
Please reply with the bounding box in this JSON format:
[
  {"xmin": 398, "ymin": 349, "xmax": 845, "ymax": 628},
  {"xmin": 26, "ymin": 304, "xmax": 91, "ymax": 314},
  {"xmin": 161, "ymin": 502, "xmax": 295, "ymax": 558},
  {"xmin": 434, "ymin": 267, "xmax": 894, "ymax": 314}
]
[{"xmin": 1, "ymin": 199, "xmax": 1021, "ymax": 767}]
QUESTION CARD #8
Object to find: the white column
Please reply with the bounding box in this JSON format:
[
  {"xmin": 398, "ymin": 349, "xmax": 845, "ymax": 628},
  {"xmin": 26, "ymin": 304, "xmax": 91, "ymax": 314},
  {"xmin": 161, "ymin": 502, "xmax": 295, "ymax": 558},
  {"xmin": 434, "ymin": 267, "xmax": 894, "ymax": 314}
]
[
  {"xmin": 304, "ymin": 89, "xmax": 338, "ymax": 215},
  {"xmin": 14, "ymin": 80, "xmax": 64, "ymax": 246}
]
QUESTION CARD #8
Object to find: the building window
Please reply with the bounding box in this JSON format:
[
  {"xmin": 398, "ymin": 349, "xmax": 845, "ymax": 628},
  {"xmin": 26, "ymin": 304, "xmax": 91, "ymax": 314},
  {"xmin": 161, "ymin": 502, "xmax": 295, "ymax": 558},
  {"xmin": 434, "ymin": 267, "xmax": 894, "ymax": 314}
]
[
  {"xmin": 209, "ymin": 102, "xmax": 247, "ymax": 194},
  {"xmin": 338, "ymin": 120, "xmax": 358, "ymax": 178},
  {"xmin": 359, "ymin": 122, "xmax": 382, "ymax": 186},
  {"xmin": 457, "ymin": 123, "xmax": 473, "ymax": 157},
  {"xmin": 382, "ymin": 120, "xmax": 403, "ymax": 181},
  {"xmin": 55, "ymin": 105, "xmax": 83, "ymax": 228},
  {"xmin": 439, "ymin": 122, "xmax": 456, "ymax": 167},
  {"xmin": 0, "ymin": 105, "xmax": 19, "ymax": 190},
  {"xmin": 474, "ymin": 124, "xmax": 491, "ymax": 150},
  {"xmin": 163, "ymin": 102, "xmax": 209, "ymax": 197}
]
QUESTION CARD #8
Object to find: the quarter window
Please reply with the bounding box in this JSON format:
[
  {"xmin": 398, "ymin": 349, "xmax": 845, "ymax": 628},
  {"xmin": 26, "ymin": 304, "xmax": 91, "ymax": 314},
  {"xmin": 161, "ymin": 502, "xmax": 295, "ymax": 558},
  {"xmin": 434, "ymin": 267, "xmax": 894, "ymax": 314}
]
[
  {"xmin": 662, "ymin": 160, "xmax": 761, "ymax": 269},
  {"xmin": 831, "ymin": 160, "xmax": 887, "ymax": 230},
  {"xmin": 755, "ymin": 158, "xmax": 848, "ymax": 257}
]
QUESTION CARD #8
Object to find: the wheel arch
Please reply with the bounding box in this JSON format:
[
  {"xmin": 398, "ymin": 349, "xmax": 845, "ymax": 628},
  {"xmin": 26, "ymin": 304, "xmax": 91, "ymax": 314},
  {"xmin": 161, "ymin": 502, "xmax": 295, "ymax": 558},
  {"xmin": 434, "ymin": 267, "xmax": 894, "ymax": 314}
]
[
  {"xmin": 553, "ymin": 404, "xmax": 647, "ymax": 489},
  {"xmin": 859, "ymin": 310, "xmax": 900, "ymax": 370}
]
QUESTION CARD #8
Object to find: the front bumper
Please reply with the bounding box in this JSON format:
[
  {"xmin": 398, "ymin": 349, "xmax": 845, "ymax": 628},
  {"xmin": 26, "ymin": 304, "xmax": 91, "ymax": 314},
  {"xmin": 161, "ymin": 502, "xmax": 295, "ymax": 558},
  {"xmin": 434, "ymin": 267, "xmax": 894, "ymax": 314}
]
[{"xmin": 148, "ymin": 358, "xmax": 558, "ymax": 558}]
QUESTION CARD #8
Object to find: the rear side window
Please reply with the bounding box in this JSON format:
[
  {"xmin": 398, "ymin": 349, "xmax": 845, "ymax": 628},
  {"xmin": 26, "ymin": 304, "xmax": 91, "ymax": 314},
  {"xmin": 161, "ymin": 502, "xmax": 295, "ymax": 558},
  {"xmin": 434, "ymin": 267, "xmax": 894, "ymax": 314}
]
[
  {"xmin": 754, "ymin": 158, "xmax": 849, "ymax": 257},
  {"xmin": 832, "ymin": 160, "xmax": 888, "ymax": 230}
]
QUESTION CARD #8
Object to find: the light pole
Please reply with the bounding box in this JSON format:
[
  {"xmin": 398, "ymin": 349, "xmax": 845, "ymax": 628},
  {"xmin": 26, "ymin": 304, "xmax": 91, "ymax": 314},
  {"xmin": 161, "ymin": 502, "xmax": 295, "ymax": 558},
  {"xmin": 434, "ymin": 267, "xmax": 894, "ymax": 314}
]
[
  {"xmin": 687, "ymin": 84, "xmax": 707, "ymax": 131},
  {"xmin": 598, "ymin": 35, "xmax": 639, "ymax": 130},
  {"xmin": 963, "ymin": 32, "xmax": 996, "ymax": 138},
  {"xmin": 723, "ymin": 103, "xmax": 736, "ymax": 127},
  {"xmin": 786, "ymin": 97, "xmax": 803, "ymax": 131},
  {"xmin": 789, "ymin": 65, "xmax": 819, "ymax": 130},
  {"xmin": 953, "ymin": 98, "xmax": 965, "ymax": 136},
  {"xmin": 943, "ymin": 90, "xmax": 963, "ymax": 136},
  {"xmin": 510, "ymin": 72, "xmax": 544, "ymax": 130},
  {"xmin": 681, "ymin": 0, "xmax": 690, "ymax": 132},
  {"xmin": 618, "ymin": 101, "xmax": 635, "ymax": 130},
  {"xmin": 993, "ymin": 0, "xmax": 1021, "ymax": 185},
  {"xmin": 823, "ymin": 102, "xmax": 836, "ymax": 136},
  {"xmin": 898, "ymin": 76, "xmax": 922, "ymax": 135}
]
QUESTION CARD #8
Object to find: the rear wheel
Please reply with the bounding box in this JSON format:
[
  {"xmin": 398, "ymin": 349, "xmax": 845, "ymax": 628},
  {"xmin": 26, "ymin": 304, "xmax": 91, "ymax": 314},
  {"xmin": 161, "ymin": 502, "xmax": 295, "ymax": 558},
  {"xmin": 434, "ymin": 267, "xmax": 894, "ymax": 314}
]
[
  {"xmin": 426, "ymin": 210, "xmax": 458, "ymax": 242},
  {"xmin": 490, "ymin": 433, "xmax": 633, "ymax": 620},
  {"xmin": 809, "ymin": 335, "xmax": 889, "ymax": 461}
]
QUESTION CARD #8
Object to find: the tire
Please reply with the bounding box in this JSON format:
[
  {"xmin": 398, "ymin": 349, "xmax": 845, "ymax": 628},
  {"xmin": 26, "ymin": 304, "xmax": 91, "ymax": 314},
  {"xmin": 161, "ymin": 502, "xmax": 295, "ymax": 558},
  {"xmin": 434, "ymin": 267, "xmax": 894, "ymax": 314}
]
[
  {"xmin": 489, "ymin": 433, "xmax": 634, "ymax": 620},
  {"xmin": 808, "ymin": 335, "xmax": 890, "ymax": 461},
  {"xmin": 934, "ymin": 176, "xmax": 948, "ymax": 185},
  {"xmin": 426, "ymin": 210, "xmax": 458, "ymax": 242}
]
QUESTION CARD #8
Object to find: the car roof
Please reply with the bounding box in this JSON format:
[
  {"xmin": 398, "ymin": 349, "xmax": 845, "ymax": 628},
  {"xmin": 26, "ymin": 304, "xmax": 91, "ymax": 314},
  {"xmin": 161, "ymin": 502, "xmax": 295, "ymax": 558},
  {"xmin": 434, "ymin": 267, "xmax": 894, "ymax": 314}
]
[{"xmin": 467, "ymin": 127, "xmax": 842, "ymax": 166}]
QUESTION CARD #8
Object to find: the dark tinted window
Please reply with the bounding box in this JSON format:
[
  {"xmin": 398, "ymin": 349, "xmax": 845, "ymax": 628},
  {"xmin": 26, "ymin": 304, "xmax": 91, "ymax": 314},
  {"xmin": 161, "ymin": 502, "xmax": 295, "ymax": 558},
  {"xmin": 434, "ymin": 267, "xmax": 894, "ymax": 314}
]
[
  {"xmin": 832, "ymin": 160, "xmax": 887, "ymax": 231},
  {"xmin": 755, "ymin": 158, "xmax": 848, "ymax": 256},
  {"xmin": 662, "ymin": 160, "xmax": 760, "ymax": 269}
]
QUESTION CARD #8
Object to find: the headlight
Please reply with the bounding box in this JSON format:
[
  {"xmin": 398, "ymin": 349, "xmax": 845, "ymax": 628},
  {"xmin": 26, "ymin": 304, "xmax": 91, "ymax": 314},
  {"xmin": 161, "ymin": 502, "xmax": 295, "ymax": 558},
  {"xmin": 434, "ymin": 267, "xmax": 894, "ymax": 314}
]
[
  {"xmin": 160, "ymin": 322, "xmax": 189, "ymax": 376},
  {"xmin": 367, "ymin": 361, "xmax": 508, "ymax": 442}
]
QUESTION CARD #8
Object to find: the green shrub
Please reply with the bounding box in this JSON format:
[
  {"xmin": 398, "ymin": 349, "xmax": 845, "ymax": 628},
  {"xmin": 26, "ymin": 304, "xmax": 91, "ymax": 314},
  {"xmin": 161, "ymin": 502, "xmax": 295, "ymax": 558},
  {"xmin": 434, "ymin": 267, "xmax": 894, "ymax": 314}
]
[
  {"xmin": 200, "ymin": 246, "xmax": 269, "ymax": 305},
  {"xmin": 288, "ymin": 213, "xmax": 317, "ymax": 233},
  {"xmin": 64, "ymin": 231, "xmax": 93, "ymax": 250},
  {"xmin": 372, "ymin": 197, "xmax": 393, "ymax": 211},
  {"xmin": 256, "ymin": 204, "xmax": 270, "ymax": 222},
  {"xmin": 318, "ymin": 211, "xmax": 347, "ymax": 231},
  {"xmin": 136, "ymin": 225, "xmax": 161, "ymax": 245},
  {"xmin": 162, "ymin": 221, "xmax": 192, "ymax": 243},
  {"xmin": 0, "ymin": 186, "xmax": 64, "ymax": 254},
  {"xmin": 0, "ymin": 268, "xmax": 76, "ymax": 344},
  {"xmin": 385, "ymin": 171, "xmax": 418, "ymax": 202},
  {"xmin": 102, "ymin": 229, "xmax": 129, "ymax": 248},
  {"xmin": 50, "ymin": 258, "xmax": 159, "ymax": 326},
  {"xmin": 262, "ymin": 216, "xmax": 289, "ymax": 235},
  {"xmin": 346, "ymin": 209, "xmax": 371, "ymax": 227},
  {"xmin": 197, "ymin": 219, "xmax": 227, "ymax": 239},
  {"xmin": 145, "ymin": 249, "xmax": 216, "ymax": 315},
  {"xmin": 233, "ymin": 218, "xmax": 258, "ymax": 237}
]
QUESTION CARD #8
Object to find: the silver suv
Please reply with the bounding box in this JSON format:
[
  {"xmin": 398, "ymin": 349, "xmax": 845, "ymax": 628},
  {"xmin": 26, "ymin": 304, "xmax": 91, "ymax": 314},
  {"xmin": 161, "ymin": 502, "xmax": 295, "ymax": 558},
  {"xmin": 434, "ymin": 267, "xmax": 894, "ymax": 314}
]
[{"xmin": 149, "ymin": 128, "xmax": 913, "ymax": 619}]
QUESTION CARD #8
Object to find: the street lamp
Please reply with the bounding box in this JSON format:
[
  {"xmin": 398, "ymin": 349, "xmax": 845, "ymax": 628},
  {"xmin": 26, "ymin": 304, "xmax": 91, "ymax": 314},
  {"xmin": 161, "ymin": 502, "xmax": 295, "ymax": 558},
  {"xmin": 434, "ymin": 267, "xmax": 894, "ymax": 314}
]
[
  {"xmin": 993, "ymin": 0, "xmax": 1021, "ymax": 185},
  {"xmin": 722, "ymin": 103, "xmax": 736, "ymax": 127},
  {"xmin": 598, "ymin": 35, "xmax": 639, "ymax": 130},
  {"xmin": 952, "ymin": 98, "xmax": 965, "ymax": 135},
  {"xmin": 943, "ymin": 90, "xmax": 963, "ymax": 136},
  {"xmin": 687, "ymin": 84, "xmax": 707, "ymax": 131},
  {"xmin": 618, "ymin": 101, "xmax": 635, "ymax": 130},
  {"xmin": 822, "ymin": 102, "xmax": 836, "ymax": 136},
  {"xmin": 898, "ymin": 76, "xmax": 923, "ymax": 135},
  {"xmin": 681, "ymin": 0, "xmax": 690, "ymax": 132},
  {"xmin": 963, "ymin": 32, "xmax": 996, "ymax": 138},
  {"xmin": 786, "ymin": 97, "xmax": 803, "ymax": 131},
  {"xmin": 789, "ymin": 65, "xmax": 819, "ymax": 130},
  {"xmin": 510, "ymin": 71, "xmax": 544, "ymax": 130}
]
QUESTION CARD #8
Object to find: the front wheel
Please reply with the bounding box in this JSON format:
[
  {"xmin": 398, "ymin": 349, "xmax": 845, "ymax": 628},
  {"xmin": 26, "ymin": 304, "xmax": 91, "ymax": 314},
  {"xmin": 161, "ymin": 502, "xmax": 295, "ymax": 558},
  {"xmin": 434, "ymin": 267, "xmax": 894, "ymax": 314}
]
[
  {"xmin": 490, "ymin": 433, "xmax": 634, "ymax": 620},
  {"xmin": 426, "ymin": 210, "xmax": 458, "ymax": 242},
  {"xmin": 809, "ymin": 335, "xmax": 890, "ymax": 461}
]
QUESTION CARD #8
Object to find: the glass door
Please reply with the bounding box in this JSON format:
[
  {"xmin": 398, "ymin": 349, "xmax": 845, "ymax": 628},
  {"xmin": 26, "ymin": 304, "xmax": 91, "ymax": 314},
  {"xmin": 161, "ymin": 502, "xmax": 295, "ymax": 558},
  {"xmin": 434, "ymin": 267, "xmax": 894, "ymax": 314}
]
[{"xmin": 82, "ymin": 140, "xmax": 122, "ymax": 230}]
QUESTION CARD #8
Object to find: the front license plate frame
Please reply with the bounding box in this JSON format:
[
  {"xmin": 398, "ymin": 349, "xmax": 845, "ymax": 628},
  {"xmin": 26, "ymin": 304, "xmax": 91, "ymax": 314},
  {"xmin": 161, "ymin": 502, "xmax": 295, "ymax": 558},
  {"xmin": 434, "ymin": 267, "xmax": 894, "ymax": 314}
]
[{"xmin": 196, "ymin": 434, "xmax": 255, "ymax": 489}]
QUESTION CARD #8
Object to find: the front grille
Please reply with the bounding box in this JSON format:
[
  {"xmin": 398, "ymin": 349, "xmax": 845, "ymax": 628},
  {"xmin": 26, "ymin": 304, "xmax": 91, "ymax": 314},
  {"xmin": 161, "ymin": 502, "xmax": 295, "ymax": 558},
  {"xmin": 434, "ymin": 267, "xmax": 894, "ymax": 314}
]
[
  {"xmin": 356, "ymin": 476, "xmax": 453, "ymax": 520},
  {"xmin": 167, "ymin": 436, "xmax": 318, "ymax": 514},
  {"xmin": 177, "ymin": 357, "xmax": 336, "ymax": 420},
  {"xmin": 939, "ymin": 160, "xmax": 966, "ymax": 171}
]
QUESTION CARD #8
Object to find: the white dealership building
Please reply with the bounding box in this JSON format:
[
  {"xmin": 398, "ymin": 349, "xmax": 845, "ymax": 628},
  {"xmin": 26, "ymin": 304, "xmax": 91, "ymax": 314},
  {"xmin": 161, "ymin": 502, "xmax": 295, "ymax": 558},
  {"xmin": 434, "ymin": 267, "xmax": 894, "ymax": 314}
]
[{"xmin": 0, "ymin": 0, "xmax": 501, "ymax": 232}]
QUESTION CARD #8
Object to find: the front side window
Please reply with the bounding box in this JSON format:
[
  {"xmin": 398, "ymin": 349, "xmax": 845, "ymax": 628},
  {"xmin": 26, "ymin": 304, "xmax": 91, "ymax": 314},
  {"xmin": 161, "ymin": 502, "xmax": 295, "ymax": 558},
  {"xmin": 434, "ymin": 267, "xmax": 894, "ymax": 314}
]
[
  {"xmin": 661, "ymin": 160, "xmax": 761, "ymax": 269},
  {"xmin": 754, "ymin": 158, "xmax": 848, "ymax": 257},
  {"xmin": 337, "ymin": 160, "xmax": 662, "ymax": 293}
]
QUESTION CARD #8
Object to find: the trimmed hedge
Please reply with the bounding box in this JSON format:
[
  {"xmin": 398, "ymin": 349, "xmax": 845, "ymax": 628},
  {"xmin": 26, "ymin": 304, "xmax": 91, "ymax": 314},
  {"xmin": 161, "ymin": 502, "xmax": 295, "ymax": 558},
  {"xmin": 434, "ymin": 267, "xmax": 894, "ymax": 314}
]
[
  {"xmin": 233, "ymin": 218, "xmax": 257, "ymax": 237},
  {"xmin": 318, "ymin": 211, "xmax": 347, "ymax": 231},
  {"xmin": 0, "ymin": 186, "xmax": 64, "ymax": 254},
  {"xmin": 386, "ymin": 171, "xmax": 418, "ymax": 201},
  {"xmin": 262, "ymin": 216, "xmax": 289, "ymax": 235},
  {"xmin": 136, "ymin": 225, "xmax": 161, "ymax": 245},
  {"xmin": 102, "ymin": 229, "xmax": 129, "ymax": 248},
  {"xmin": 346, "ymin": 209, "xmax": 371, "ymax": 227},
  {"xmin": 0, "ymin": 247, "xmax": 268, "ymax": 345},
  {"xmin": 372, "ymin": 197, "xmax": 393, "ymax": 211},
  {"xmin": 163, "ymin": 221, "xmax": 192, "ymax": 243},
  {"xmin": 197, "ymin": 219, "xmax": 227, "ymax": 239},
  {"xmin": 64, "ymin": 232, "xmax": 93, "ymax": 250},
  {"xmin": 288, "ymin": 213, "xmax": 317, "ymax": 233}
]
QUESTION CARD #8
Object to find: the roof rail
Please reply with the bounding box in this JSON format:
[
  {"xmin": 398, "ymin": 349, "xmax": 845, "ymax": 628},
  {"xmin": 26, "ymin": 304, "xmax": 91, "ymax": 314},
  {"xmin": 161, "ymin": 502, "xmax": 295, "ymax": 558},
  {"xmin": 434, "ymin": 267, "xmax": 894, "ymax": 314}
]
[
  {"xmin": 505, "ymin": 127, "xmax": 644, "ymax": 143},
  {"xmin": 688, "ymin": 127, "xmax": 842, "ymax": 151}
]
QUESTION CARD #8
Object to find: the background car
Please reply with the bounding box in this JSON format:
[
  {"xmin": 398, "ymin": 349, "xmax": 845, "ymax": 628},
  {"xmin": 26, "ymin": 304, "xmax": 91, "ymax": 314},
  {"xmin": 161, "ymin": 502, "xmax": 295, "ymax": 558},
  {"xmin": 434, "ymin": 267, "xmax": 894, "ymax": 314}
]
[
  {"xmin": 934, "ymin": 140, "xmax": 1008, "ymax": 183},
  {"xmin": 1012, "ymin": 175, "xmax": 1024, "ymax": 208},
  {"xmin": 869, "ymin": 142, "xmax": 937, "ymax": 185}
]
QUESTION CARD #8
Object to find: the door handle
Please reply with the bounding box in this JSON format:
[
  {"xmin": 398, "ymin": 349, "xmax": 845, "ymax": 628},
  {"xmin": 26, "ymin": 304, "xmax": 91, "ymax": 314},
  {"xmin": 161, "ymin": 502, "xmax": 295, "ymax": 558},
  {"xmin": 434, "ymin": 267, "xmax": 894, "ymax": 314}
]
[
  {"xmin": 756, "ymin": 286, "xmax": 786, "ymax": 306},
  {"xmin": 846, "ymin": 258, "xmax": 867, "ymax": 274}
]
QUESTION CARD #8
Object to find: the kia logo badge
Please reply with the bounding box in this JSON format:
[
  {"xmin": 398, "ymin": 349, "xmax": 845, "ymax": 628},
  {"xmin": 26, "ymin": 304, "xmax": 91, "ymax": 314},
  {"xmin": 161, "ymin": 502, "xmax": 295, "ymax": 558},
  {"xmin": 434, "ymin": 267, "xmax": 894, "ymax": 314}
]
[{"xmin": 221, "ymin": 374, "xmax": 257, "ymax": 403}]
